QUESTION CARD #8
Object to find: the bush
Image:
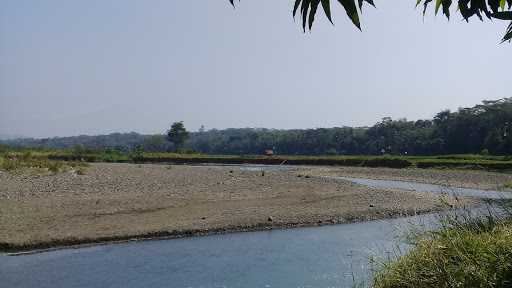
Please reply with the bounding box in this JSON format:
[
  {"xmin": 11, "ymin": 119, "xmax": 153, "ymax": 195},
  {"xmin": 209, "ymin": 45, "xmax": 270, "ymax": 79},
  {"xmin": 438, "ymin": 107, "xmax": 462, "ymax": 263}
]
[
  {"xmin": 47, "ymin": 161, "xmax": 63, "ymax": 174},
  {"xmin": 100, "ymin": 148, "xmax": 126, "ymax": 162},
  {"xmin": 129, "ymin": 145, "xmax": 144, "ymax": 162}
]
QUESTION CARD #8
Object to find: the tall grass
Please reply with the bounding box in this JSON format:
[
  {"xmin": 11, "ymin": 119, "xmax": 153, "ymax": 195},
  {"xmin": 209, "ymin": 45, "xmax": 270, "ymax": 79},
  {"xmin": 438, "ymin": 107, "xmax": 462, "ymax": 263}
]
[{"xmin": 373, "ymin": 203, "xmax": 512, "ymax": 288}]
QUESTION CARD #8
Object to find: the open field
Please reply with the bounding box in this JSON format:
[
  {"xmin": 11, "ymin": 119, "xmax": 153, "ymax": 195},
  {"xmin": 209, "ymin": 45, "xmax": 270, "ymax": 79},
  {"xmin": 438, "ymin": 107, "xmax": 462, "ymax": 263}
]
[{"xmin": 0, "ymin": 163, "xmax": 468, "ymax": 253}]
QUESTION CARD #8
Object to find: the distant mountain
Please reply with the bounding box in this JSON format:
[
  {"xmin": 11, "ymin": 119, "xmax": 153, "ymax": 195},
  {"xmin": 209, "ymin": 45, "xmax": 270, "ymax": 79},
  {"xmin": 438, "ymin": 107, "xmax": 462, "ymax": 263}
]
[{"xmin": 0, "ymin": 134, "xmax": 25, "ymax": 140}]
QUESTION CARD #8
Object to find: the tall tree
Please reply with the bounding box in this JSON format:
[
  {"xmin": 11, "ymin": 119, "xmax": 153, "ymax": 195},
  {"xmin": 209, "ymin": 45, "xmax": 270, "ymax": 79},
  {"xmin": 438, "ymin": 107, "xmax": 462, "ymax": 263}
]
[
  {"xmin": 166, "ymin": 122, "xmax": 189, "ymax": 151},
  {"xmin": 229, "ymin": 0, "xmax": 512, "ymax": 42}
]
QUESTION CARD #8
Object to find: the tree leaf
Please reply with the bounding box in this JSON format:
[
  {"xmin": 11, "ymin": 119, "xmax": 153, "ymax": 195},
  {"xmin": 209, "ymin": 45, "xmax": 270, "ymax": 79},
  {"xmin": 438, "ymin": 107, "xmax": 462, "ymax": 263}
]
[
  {"xmin": 365, "ymin": 0, "xmax": 376, "ymax": 7},
  {"xmin": 442, "ymin": 0, "xmax": 453, "ymax": 18},
  {"xmin": 321, "ymin": 0, "xmax": 334, "ymax": 23},
  {"xmin": 500, "ymin": 0, "xmax": 507, "ymax": 10},
  {"xmin": 435, "ymin": 0, "xmax": 443, "ymax": 14},
  {"xmin": 337, "ymin": 0, "xmax": 361, "ymax": 29},
  {"xmin": 488, "ymin": 0, "xmax": 500, "ymax": 12},
  {"xmin": 359, "ymin": 0, "xmax": 376, "ymax": 11},
  {"xmin": 423, "ymin": 0, "xmax": 433, "ymax": 16},
  {"xmin": 501, "ymin": 21, "xmax": 512, "ymax": 42},
  {"xmin": 309, "ymin": 0, "xmax": 321, "ymax": 29},
  {"xmin": 293, "ymin": 0, "xmax": 302, "ymax": 17},
  {"xmin": 301, "ymin": 0, "xmax": 310, "ymax": 32}
]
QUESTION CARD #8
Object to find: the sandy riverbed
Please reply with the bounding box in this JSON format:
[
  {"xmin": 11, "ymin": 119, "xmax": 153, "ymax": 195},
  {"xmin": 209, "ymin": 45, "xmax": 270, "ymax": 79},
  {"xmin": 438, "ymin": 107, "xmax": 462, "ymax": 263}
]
[
  {"xmin": 0, "ymin": 163, "xmax": 475, "ymax": 252},
  {"xmin": 305, "ymin": 166, "xmax": 512, "ymax": 190}
]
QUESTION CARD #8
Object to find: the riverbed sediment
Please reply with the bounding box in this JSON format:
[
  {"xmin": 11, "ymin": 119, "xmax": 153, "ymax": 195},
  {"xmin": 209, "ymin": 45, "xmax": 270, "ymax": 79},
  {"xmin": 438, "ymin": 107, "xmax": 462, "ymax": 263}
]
[{"xmin": 0, "ymin": 163, "xmax": 479, "ymax": 253}]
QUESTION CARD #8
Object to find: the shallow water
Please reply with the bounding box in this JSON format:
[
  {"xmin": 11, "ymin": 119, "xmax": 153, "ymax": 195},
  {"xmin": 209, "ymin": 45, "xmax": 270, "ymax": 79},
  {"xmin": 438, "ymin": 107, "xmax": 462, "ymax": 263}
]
[
  {"xmin": 0, "ymin": 214, "xmax": 437, "ymax": 288},
  {"xmin": 335, "ymin": 176, "xmax": 512, "ymax": 200}
]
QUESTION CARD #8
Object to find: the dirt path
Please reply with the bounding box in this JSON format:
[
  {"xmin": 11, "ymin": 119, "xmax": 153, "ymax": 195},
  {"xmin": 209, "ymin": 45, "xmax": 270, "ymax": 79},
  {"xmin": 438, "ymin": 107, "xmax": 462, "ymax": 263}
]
[{"xmin": 0, "ymin": 163, "xmax": 467, "ymax": 252}]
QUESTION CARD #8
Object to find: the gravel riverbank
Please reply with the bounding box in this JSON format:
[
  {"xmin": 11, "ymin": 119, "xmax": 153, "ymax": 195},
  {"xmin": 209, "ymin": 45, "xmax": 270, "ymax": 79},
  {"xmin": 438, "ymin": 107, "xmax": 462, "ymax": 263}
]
[
  {"xmin": 306, "ymin": 166, "xmax": 512, "ymax": 191},
  {"xmin": 0, "ymin": 163, "xmax": 470, "ymax": 252}
]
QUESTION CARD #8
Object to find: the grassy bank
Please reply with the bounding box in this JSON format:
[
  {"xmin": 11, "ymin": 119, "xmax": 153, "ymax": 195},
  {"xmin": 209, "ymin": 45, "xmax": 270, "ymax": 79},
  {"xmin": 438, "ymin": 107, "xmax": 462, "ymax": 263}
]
[
  {"xmin": 47, "ymin": 152, "xmax": 512, "ymax": 171},
  {"xmin": 0, "ymin": 151, "xmax": 87, "ymax": 174},
  {"xmin": 3, "ymin": 146, "xmax": 512, "ymax": 171},
  {"xmin": 373, "ymin": 206, "xmax": 512, "ymax": 288}
]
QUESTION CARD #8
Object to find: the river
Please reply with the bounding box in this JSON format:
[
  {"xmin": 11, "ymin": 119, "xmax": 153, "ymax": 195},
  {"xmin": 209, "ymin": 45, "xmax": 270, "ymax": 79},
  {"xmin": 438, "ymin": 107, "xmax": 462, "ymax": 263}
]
[{"xmin": 1, "ymin": 174, "xmax": 510, "ymax": 288}]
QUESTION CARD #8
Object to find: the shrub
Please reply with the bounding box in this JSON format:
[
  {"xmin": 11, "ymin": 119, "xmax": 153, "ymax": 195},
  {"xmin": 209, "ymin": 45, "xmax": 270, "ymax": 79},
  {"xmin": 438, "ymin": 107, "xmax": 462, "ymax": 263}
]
[
  {"xmin": 47, "ymin": 161, "xmax": 63, "ymax": 174},
  {"xmin": 101, "ymin": 148, "xmax": 126, "ymax": 162},
  {"xmin": 129, "ymin": 145, "xmax": 144, "ymax": 162}
]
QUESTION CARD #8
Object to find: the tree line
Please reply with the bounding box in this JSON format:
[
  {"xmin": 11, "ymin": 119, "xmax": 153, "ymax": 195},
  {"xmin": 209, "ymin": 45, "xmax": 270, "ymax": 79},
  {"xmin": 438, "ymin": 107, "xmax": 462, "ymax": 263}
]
[{"xmin": 4, "ymin": 98, "xmax": 512, "ymax": 156}]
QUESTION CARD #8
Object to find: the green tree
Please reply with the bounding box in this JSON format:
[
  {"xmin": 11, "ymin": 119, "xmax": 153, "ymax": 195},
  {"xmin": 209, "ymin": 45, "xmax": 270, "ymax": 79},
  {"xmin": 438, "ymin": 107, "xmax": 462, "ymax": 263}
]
[
  {"xmin": 167, "ymin": 121, "xmax": 189, "ymax": 151},
  {"xmin": 229, "ymin": 0, "xmax": 512, "ymax": 42},
  {"xmin": 129, "ymin": 144, "xmax": 145, "ymax": 162},
  {"xmin": 142, "ymin": 135, "xmax": 168, "ymax": 152}
]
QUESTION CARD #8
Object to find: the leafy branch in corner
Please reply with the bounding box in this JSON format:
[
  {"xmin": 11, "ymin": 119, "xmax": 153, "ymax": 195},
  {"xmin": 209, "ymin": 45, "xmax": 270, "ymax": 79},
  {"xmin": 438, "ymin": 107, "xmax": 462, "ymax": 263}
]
[{"xmin": 229, "ymin": 0, "xmax": 512, "ymax": 42}]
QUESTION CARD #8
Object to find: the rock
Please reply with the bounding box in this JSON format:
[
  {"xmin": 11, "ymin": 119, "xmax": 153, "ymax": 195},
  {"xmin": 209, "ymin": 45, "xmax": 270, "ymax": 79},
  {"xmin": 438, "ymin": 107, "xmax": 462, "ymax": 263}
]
[
  {"xmin": 201, "ymin": 217, "xmax": 206, "ymax": 220},
  {"xmin": 267, "ymin": 216, "xmax": 273, "ymax": 222},
  {"xmin": 369, "ymin": 204, "xmax": 375, "ymax": 208}
]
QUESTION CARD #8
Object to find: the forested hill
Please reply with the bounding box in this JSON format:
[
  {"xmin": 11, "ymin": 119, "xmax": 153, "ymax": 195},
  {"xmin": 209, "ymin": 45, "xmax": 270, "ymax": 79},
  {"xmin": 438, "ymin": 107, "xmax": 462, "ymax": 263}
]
[{"xmin": 4, "ymin": 98, "xmax": 512, "ymax": 156}]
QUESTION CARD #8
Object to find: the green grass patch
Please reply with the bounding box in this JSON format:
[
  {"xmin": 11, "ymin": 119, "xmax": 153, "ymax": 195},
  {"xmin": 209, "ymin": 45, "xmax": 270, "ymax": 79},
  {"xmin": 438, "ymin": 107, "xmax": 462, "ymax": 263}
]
[
  {"xmin": 0, "ymin": 151, "xmax": 88, "ymax": 174},
  {"xmin": 373, "ymin": 207, "xmax": 512, "ymax": 288},
  {"xmin": 415, "ymin": 159, "xmax": 512, "ymax": 171},
  {"xmin": 40, "ymin": 151, "xmax": 512, "ymax": 170}
]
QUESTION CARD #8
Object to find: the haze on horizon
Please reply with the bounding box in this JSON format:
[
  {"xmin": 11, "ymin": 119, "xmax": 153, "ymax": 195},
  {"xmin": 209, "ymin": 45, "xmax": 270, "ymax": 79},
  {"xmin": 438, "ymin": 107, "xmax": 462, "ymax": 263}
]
[{"xmin": 1, "ymin": 0, "xmax": 509, "ymax": 138}]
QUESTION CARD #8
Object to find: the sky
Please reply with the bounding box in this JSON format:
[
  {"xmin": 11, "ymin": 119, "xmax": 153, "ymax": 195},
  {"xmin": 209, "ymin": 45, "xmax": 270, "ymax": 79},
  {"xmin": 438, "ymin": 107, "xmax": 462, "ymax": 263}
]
[{"xmin": 0, "ymin": 0, "xmax": 510, "ymax": 138}]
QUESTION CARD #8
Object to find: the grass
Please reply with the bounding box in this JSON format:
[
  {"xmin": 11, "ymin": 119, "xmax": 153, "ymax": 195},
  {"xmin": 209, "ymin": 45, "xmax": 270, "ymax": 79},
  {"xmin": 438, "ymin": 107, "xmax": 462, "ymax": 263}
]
[
  {"xmin": 4, "ymin": 145, "xmax": 512, "ymax": 171},
  {"xmin": 373, "ymin": 205, "xmax": 512, "ymax": 288},
  {"xmin": 0, "ymin": 151, "xmax": 88, "ymax": 174}
]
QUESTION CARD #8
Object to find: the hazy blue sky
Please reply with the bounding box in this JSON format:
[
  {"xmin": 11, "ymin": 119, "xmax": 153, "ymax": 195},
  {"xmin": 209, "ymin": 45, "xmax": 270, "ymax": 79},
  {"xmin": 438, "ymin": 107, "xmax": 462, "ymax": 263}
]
[{"xmin": 1, "ymin": 0, "xmax": 509, "ymax": 138}]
